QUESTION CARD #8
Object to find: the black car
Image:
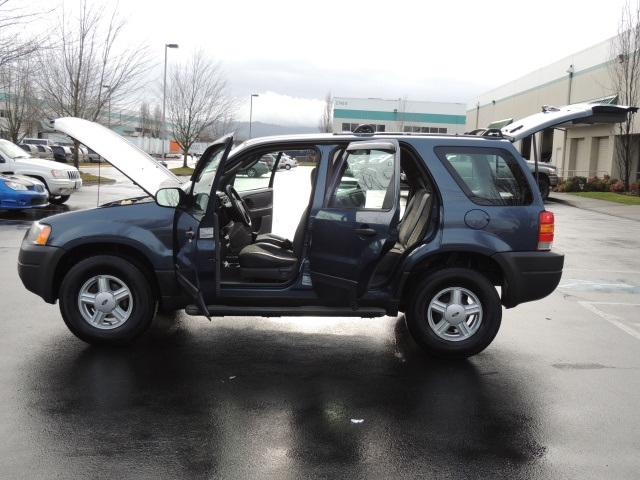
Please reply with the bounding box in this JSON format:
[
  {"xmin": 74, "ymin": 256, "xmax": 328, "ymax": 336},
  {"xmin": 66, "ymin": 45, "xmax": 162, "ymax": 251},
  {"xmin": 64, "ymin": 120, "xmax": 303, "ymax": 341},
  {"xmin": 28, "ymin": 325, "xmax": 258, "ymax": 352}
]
[{"xmin": 16, "ymin": 105, "xmax": 635, "ymax": 358}]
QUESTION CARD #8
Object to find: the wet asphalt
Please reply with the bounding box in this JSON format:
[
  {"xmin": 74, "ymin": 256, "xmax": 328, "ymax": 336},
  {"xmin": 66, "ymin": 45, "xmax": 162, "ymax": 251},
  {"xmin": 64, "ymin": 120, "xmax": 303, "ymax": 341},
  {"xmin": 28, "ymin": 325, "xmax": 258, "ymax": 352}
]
[{"xmin": 1, "ymin": 188, "xmax": 640, "ymax": 479}]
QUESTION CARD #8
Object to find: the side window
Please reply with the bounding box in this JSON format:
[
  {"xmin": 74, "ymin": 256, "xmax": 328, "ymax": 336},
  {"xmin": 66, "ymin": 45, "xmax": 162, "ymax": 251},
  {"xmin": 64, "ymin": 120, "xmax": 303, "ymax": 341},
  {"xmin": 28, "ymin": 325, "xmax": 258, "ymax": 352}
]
[
  {"xmin": 232, "ymin": 152, "xmax": 274, "ymax": 193},
  {"xmin": 329, "ymin": 148, "xmax": 395, "ymax": 210},
  {"xmin": 435, "ymin": 147, "xmax": 533, "ymax": 206}
]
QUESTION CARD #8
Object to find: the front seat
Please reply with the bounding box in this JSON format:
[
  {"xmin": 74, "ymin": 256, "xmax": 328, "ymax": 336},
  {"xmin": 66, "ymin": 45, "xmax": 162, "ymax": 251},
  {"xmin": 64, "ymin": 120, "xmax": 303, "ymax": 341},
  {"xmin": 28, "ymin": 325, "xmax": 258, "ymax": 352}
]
[{"xmin": 238, "ymin": 168, "xmax": 316, "ymax": 280}]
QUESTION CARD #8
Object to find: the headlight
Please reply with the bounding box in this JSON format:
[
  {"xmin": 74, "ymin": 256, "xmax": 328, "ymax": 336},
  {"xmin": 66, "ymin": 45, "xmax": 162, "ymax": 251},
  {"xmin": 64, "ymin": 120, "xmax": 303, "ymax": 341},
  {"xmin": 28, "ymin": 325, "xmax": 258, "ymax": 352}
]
[
  {"xmin": 547, "ymin": 168, "xmax": 556, "ymax": 175},
  {"xmin": 4, "ymin": 181, "xmax": 27, "ymax": 191},
  {"xmin": 25, "ymin": 222, "xmax": 52, "ymax": 245},
  {"xmin": 50, "ymin": 169, "xmax": 67, "ymax": 179}
]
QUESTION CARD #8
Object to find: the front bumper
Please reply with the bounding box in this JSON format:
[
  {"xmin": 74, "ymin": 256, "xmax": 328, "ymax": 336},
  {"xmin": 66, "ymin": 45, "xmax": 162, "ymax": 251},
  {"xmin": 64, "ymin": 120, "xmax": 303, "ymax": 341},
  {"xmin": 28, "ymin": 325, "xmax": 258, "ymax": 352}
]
[
  {"xmin": 17, "ymin": 241, "xmax": 65, "ymax": 304},
  {"xmin": 48, "ymin": 178, "xmax": 82, "ymax": 195},
  {"xmin": 492, "ymin": 250, "xmax": 564, "ymax": 308}
]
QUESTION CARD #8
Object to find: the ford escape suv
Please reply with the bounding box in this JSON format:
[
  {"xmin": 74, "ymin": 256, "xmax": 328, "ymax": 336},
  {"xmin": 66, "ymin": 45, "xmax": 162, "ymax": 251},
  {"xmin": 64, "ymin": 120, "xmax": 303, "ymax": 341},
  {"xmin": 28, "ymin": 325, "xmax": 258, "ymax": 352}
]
[{"xmin": 17, "ymin": 104, "xmax": 635, "ymax": 358}]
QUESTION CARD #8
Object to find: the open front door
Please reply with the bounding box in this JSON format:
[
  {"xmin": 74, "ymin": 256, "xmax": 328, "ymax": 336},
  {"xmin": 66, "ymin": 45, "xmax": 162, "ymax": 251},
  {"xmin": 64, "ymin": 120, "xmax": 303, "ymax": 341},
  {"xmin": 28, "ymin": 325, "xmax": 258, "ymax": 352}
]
[
  {"xmin": 174, "ymin": 136, "xmax": 234, "ymax": 318},
  {"xmin": 309, "ymin": 139, "xmax": 401, "ymax": 309}
]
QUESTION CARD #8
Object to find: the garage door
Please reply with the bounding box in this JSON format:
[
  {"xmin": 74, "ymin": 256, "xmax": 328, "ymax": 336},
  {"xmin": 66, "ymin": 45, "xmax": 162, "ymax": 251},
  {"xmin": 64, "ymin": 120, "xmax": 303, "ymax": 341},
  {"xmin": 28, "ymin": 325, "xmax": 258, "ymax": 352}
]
[
  {"xmin": 573, "ymin": 138, "xmax": 587, "ymax": 175},
  {"xmin": 596, "ymin": 137, "xmax": 610, "ymax": 175}
]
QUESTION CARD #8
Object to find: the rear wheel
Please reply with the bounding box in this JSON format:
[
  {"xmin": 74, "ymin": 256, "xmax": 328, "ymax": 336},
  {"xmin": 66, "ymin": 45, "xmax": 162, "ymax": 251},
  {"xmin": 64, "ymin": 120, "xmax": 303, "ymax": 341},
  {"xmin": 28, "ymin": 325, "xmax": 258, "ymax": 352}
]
[
  {"xmin": 59, "ymin": 255, "xmax": 157, "ymax": 345},
  {"xmin": 405, "ymin": 268, "xmax": 502, "ymax": 359}
]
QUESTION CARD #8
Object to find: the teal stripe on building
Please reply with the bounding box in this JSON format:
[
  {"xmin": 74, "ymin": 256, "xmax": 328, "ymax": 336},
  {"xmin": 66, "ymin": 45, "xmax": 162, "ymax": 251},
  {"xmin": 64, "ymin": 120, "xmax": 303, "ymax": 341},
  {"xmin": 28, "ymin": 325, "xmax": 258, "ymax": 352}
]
[{"xmin": 334, "ymin": 109, "xmax": 466, "ymax": 125}]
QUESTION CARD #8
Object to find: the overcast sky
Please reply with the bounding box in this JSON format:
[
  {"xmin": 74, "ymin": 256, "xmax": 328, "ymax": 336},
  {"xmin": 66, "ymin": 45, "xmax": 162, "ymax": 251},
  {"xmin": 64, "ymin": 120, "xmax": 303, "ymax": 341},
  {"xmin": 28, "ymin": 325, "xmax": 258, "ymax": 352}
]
[{"xmin": 48, "ymin": 0, "xmax": 635, "ymax": 126}]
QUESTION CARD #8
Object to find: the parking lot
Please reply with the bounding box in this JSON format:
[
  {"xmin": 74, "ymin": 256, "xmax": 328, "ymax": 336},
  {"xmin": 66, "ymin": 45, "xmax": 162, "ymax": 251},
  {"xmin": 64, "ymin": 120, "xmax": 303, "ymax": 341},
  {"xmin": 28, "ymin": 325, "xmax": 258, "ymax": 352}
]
[{"xmin": 1, "ymin": 176, "xmax": 640, "ymax": 478}]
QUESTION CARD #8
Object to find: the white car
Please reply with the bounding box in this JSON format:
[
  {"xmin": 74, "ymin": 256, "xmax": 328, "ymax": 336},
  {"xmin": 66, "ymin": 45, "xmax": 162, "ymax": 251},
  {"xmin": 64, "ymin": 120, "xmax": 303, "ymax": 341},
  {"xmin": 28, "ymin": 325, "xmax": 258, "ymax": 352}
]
[
  {"xmin": 0, "ymin": 139, "xmax": 82, "ymax": 204},
  {"xmin": 277, "ymin": 153, "xmax": 298, "ymax": 170}
]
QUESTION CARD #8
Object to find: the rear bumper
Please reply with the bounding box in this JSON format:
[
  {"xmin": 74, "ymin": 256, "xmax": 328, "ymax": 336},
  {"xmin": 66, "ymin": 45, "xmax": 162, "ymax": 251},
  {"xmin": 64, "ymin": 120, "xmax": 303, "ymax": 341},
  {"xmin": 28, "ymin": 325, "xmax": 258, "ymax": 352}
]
[{"xmin": 492, "ymin": 251, "xmax": 564, "ymax": 308}]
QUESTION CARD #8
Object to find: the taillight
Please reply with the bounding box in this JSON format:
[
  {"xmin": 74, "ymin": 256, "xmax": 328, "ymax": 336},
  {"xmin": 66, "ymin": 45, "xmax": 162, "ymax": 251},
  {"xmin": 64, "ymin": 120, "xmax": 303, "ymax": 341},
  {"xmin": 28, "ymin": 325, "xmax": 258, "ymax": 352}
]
[{"xmin": 538, "ymin": 211, "xmax": 555, "ymax": 250}]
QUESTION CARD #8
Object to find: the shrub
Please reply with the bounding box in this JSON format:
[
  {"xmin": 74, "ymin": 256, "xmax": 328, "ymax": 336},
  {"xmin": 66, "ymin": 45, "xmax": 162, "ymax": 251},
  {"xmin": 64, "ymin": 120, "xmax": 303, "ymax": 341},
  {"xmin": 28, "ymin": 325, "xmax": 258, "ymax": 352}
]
[
  {"xmin": 560, "ymin": 176, "xmax": 587, "ymax": 192},
  {"xmin": 610, "ymin": 182, "xmax": 625, "ymax": 193},
  {"xmin": 629, "ymin": 182, "xmax": 638, "ymax": 194}
]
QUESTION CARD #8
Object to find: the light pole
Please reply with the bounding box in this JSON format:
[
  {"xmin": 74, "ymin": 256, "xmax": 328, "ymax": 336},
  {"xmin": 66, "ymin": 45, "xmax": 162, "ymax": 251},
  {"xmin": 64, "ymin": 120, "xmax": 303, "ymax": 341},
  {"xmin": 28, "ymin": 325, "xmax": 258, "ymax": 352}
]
[
  {"xmin": 102, "ymin": 85, "xmax": 111, "ymax": 128},
  {"xmin": 249, "ymin": 94, "xmax": 258, "ymax": 139},
  {"xmin": 162, "ymin": 43, "xmax": 179, "ymax": 158}
]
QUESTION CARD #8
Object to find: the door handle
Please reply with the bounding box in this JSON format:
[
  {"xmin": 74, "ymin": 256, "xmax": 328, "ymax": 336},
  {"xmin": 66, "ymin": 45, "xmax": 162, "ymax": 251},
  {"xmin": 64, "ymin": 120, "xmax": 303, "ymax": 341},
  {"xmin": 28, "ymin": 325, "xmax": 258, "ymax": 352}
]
[
  {"xmin": 186, "ymin": 230, "xmax": 195, "ymax": 240},
  {"xmin": 355, "ymin": 227, "xmax": 377, "ymax": 236}
]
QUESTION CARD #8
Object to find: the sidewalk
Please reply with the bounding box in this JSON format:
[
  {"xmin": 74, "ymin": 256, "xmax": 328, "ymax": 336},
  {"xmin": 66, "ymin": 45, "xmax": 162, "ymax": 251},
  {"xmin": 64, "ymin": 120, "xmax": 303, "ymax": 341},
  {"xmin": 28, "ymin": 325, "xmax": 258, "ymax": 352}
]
[{"xmin": 547, "ymin": 192, "xmax": 640, "ymax": 222}]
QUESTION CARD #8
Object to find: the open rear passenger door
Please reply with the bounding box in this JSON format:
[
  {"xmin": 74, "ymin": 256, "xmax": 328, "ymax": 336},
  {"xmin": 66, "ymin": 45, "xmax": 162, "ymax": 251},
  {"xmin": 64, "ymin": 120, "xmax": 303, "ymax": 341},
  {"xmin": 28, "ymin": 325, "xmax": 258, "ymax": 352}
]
[{"xmin": 309, "ymin": 139, "xmax": 401, "ymax": 309}]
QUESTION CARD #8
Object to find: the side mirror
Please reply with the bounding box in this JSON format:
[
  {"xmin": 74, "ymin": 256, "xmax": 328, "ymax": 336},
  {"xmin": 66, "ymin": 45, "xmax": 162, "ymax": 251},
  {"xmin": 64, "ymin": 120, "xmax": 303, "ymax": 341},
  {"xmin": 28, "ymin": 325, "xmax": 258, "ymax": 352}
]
[{"xmin": 156, "ymin": 187, "xmax": 185, "ymax": 208}]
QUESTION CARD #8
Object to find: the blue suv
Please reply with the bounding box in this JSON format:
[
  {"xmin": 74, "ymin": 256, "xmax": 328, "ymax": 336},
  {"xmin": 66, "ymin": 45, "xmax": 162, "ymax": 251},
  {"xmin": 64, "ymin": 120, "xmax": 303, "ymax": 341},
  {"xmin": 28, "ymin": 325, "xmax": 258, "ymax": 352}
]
[{"xmin": 17, "ymin": 104, "xmax": 635, "ymax": 358}]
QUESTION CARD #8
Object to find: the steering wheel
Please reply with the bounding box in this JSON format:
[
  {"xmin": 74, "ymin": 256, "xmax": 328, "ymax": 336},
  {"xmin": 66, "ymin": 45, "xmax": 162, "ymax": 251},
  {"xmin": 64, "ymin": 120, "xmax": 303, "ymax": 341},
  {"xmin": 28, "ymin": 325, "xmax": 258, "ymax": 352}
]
[{"xmin": 225, "ymin": 185, "xmax": 252, "ymax": 227}]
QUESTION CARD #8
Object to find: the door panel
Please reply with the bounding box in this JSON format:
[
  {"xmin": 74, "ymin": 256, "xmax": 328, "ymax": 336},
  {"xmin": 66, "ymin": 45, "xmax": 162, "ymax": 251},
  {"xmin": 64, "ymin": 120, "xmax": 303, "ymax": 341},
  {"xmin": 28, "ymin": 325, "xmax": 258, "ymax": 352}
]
[
  {"xmin": 309, "ymin": 140, "xmax": 401, "ymax": 309},
  {"xmin": 174, "ymin": 136, "xmax": 234, "ymax": 316},
  {"xmin": 239, "ymin": 188, "xmax": 274, "ymax": 235}
]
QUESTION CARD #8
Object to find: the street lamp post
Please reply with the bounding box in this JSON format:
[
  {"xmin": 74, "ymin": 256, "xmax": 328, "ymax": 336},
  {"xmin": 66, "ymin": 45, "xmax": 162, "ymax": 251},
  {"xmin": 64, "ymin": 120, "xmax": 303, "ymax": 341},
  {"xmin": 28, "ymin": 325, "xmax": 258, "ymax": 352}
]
[
  {"xmin": 249, "ymin": 94, "xmax": 258, "ymax": 139},
  {"xmin": 162, "ymin": 43, "xmax": 179, "ymax": 158},
  {"xmin": 102, "ymin": 85, "xmax": 111, "ymax": 128}
]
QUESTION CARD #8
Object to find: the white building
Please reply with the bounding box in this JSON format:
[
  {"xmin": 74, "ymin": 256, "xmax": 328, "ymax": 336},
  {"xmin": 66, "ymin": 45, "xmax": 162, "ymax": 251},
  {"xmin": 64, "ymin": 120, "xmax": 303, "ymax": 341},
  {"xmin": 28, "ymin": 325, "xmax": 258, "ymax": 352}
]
[
  {"xmin": 467, "ymin": 36, "xmax": 639, "ymax": 182},
  {"xmin": 333, "ymin": 97, "xmax": 467, "ymax": 135}
]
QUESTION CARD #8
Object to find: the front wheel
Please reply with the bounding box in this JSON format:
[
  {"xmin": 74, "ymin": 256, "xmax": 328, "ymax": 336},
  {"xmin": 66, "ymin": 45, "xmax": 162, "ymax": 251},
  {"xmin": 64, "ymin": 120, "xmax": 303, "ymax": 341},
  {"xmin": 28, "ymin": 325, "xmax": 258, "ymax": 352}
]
[
  {"xmin": 49, "ymin": 194, "xmax": 70, "ymax": 205},
  {"xmin": 405, "ymin": 268, "xmax": 502, "ymax": 359},
  {"xmin": 246, "ymin": 167, "xmax": 257, "ymax": 178},
  {"xmin": 537, "ymin": 177, "xmax": 550, "ymax": 200},
  {"xmin": 59, "ymin": 255, "xmax": 157, "ymax": 345}
]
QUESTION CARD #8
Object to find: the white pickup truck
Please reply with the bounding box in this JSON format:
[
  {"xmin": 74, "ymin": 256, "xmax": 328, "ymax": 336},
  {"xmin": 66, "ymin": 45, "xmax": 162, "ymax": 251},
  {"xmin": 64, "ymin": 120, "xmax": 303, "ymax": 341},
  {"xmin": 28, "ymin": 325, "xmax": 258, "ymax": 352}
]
[{"xmin": 0, "ymin": 139, "xmax": 82, "ymax": 204}]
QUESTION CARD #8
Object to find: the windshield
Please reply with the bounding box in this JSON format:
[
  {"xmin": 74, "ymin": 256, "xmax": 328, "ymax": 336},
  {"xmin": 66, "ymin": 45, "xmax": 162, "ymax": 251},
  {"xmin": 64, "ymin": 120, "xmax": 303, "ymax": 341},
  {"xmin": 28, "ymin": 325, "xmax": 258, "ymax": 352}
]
[{"xmin": 0, "ymin": 139, "xmax": 31, "ymax": 159}]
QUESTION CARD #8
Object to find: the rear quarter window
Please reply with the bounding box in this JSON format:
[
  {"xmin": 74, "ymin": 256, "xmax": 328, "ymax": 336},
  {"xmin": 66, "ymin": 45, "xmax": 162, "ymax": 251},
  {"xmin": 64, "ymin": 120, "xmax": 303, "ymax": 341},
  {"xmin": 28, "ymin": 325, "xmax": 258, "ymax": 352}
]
[{"xmin": 435, "ymin": 146, "xmax": 533, "ymax": 206}]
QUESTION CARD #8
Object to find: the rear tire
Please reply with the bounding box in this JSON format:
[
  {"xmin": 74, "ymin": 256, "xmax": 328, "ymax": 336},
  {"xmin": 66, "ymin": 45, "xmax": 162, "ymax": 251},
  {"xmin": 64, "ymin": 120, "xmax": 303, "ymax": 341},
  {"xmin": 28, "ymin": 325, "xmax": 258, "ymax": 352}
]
[
  {"xmin": 59, "ymin": 255, "xmax": 157, "ymax": 345},
  {"xmin": 405, "ymin": 267, "xmax": 502, "ymax": 359}
]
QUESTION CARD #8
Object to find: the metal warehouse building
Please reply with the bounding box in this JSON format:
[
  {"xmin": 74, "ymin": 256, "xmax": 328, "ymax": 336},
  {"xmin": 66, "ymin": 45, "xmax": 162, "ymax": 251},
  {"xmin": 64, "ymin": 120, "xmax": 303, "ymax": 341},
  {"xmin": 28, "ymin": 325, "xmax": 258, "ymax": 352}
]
[
  {"xmin": 467, "ymin": 36, "xmax": 639, "ymax": 182},
  {"xmin": 333, "ymin": 97, "xmax": 467, "ymax": 135}
]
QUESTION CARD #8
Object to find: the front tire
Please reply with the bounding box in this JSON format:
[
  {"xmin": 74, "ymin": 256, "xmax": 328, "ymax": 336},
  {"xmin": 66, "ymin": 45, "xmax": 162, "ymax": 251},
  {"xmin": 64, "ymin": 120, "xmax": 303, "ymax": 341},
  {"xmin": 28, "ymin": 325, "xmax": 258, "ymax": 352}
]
[
  {"xmin": 537, "ymin": 176, "xmax": 550, "ymax": 200},
  {"xmin": 405, "ymin": 268, "xmax": 502, "ymax": 359},
  {"xmin": 59, "ymin": 255, "xmax": 157, "ymax": 345},
  {"xmin": 246, "ymin": 168, "xmax": 257, "ymax": 178},
  {"xmin": 49, "ymin": 194, "xmax": 71, "ymax": 205}
]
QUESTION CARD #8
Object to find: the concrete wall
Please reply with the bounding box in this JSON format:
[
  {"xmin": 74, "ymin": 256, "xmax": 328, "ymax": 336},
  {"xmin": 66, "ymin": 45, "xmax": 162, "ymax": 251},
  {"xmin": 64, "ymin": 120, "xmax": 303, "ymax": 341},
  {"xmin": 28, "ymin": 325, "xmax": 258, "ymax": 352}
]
[
  {"xmin": 466, "ymin": 36, "xmax": 640, "ymax": 181},
  {"xmin": 334, "ymin": 97, "xmax": 467, "ymax": 135}
]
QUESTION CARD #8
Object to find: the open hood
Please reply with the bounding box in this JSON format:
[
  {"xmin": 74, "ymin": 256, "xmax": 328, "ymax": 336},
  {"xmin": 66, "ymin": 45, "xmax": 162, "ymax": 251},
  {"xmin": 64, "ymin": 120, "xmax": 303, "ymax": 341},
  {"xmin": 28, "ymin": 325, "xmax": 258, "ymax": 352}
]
[
  {"xmin": 500, "ymin": 103, "xmax": 638, "ymax": 142},
  {"xmin": 53, "ymin": 117, "xmax": 182, "ymax": 197}
]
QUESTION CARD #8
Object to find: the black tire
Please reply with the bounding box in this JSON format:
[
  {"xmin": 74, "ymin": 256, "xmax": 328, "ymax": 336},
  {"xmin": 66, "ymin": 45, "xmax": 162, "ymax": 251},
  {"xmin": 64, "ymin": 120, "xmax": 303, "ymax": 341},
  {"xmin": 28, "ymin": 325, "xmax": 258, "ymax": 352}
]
[
  {"xmin": 59, "ymin": 255, "xmax": 157, "ymax": 346},
  {"xmin": 247, "ymin": 168, "xmax": 257, "ymax": 178},
  {"xmin": 285, "ymin": 164, "xmax": 291, "ymax": 170},
  {"xmin": 537, "ymin": 176, "xmax": 550, "ymax": 201},
  {"xmin": 405, "ymin": 267, "xmax": 502, "ymax": 359},
  {"xmin": 49, "ymin": 194, "xmax": 71, "ymax": 205}
]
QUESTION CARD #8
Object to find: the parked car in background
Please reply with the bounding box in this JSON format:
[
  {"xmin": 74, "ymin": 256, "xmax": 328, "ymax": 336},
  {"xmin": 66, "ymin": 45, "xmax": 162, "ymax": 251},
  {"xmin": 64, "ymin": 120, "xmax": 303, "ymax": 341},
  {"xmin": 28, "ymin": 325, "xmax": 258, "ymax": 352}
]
[
  {"xmin": 0, "ymin": 173, "xmax": 48, "ymax": 210},
  {"xmin": 50, "ymin": 145, "xmax": 73, "ymax": 163},
  {"xmin": 238, "ymin": 159, "xmax": 271, "ymax": 177},
  {"xmin": 0, "ymin": 139, "xmax": 81, "ymax": 204},
  {"xmin": 277, "ymin": 153, "xmax": 298, "ymax": 170},
  {"xmin": 526, "ymin": 160, "xmax": 558, "ymax": 200}
]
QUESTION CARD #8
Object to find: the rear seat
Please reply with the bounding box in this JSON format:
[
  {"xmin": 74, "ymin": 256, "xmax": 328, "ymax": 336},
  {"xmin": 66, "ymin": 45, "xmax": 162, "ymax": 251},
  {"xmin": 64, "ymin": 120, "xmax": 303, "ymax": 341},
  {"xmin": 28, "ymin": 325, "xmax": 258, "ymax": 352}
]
[{"xmin": 373, "ymin": 189, "xmax": 434, "ymax": 280}]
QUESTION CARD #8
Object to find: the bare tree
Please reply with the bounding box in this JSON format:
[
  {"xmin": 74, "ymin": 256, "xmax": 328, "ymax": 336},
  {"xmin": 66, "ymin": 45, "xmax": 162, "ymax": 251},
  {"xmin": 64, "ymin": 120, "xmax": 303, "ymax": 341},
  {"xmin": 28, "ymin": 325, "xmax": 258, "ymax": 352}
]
[
  {"xmin": 0, "ymin": 59, "xmax": 39, "ymax": 143},
  {"xmin": 0, "ymin": 0, "xmax": 43, "ymax": 68},
  {"xmin": 318, "ymin": 90, "xmax": 333, "ymax": 133},
  {"xmin": 151, "ymin": 104, "xmax": 163, "ymax": 139},
  {"xmin": 395, "ymin": 96, "xmax": 408, "ymax": 132},
  {"xmin": 165, "ymin": 49, "xmax": 237, "ymax": 168},
  {"xmin": 609, "ymin": 0, "xmax": 640, "ymax": 191},
  {"xmin": 36, "ymin": 0, "xmax": 150, "ymax": 167},
  {"xmin": 139, "ymin": 101, "xmax": 152, "ymax": 137}
]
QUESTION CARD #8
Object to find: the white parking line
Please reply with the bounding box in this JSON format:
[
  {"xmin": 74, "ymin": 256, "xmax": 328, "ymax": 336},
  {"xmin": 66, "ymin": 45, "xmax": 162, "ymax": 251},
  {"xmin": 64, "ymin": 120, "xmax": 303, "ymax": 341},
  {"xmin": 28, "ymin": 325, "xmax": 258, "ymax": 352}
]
[{"xmin": 578, "ymin": 301, "xmax": 640, "ymax": 342}]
